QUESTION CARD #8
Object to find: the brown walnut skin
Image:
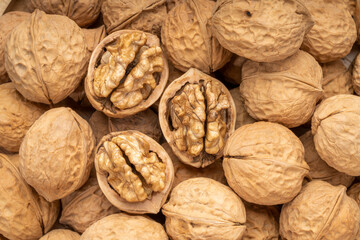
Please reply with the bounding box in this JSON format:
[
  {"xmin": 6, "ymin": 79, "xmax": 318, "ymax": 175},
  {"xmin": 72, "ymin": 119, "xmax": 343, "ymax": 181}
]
[
  {"xmin": 85, "ymin": 30, "xmax": 169, "ymax": 118},
  {"xmin": 159, "ymin": 68, "xmax": 236, "ymax": 168},
  {"xmin": 95, "ymin": 130, "xmax": 174, "ymax": 214},
  {"xmin": 39, "ymin": 229, "xmax": 80, "ymax": 240},
  {"xmin": 280, "ymin": 180, "xmax": 360, "ymax": 240}
]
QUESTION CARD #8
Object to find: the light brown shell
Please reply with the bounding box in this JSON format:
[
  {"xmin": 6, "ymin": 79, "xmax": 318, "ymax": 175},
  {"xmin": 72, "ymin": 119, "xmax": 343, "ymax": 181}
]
[
  {"xmin": 161, "ymin": 0, "xmax": 232, "ymax": 73},
  {"xmin": 162, "ymin": 177, "xmax": 246, "ymax": 240},
  {"xmin": 101, "ymin": 0, "xmax": 167, "ymax": 36},
  {"xmin": 312, "ymin": 94, "xmax": 360, "ymax": 176},
  {"xmin": 352, "ymin": 53, "xmax": 360, "ymax": 95},
  {"xmin": 280, "ymin": 180, "xmax": 360, "ymax": 240},
  {"xmin": 159, "ymin": 68, "xmax": 236, "ymax": 168},
  {"xmin": 85, "ymin": 29, "xmax": 169, "ymax": 118},
  {"xmin": 223, "ymin": 121, "xmax": 309, "ymax": 205},
  {"xmin": 0, "ymin": 11, "xmax": 30, "ymax": 84},
  {"xmin": 300, "ymin": 131, "xmax": 354, "ymax": 187},
  {"xmin": 39, "ymin": 229, "xmax": 80, "ymax": 240},
  {"xmin": 95, "ymin": 130, "xmax": 174, "ymax": 214},
  {"xmin": 348, "ymin": 183, "xmax": 360, "ymax": 206},
  {"xmin": 229, "ymin": 87, "xmax": 256, "ymax": 130},
  {"xmin": 0, "ymin": 154, "xmax": 59, "ymax": 240},
  {"xmin": 0, "ymin": 83, "xmax": 47, "ymax": 152},
  {"xmin": 27, "ymin": 0, "xmax": 101, "ymax": 27},
  {"xmin": 19, "ymin": 107, "xmax": 95, "ymax": 202},
  {"xmin": 211, "ymin": 0, "xmax": 313, "ymax": 62},
  {"xmin": 240, "ymin": 50, "xmax": 323, "ymax": 128},
  {"xmin": 346, "ymin": 0, "xmax": 357, "ymax": 16},
  {"xmin": 301, "ymin": 0, "xmax": 357, "ymax": 63},
  {"xmin": 5, "ymin": 10, "xmax": 88, "ymax": 105},
  {"xmin": 218, "ymin": 55, "xmax": 246, "ymax": 85},
  {"xmin": 81, "ymin": 213, "xmax": 168, "ymax": 240}
]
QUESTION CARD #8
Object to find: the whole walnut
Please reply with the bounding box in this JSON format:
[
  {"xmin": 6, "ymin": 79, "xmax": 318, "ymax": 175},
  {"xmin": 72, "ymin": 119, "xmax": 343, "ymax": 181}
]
[
  {"xmin": 301, "ymin": 0, "xmax": 357, "ymax": 63},
  {"xmin": 5, "ymin": 10, "xmax": 88, "ymax": 105},
  {"xmin": 162, "ymin": 177, "xmax": 246, "ymax": 240},
  {"xmin": 229, "ymin": 87, "xmax": 255, "ymax": 130},
  {"xmin": 0, "ymin": 154, "xmax": 59, "ymax": 240},
  {"xmin": 27, "ymin": 0, "xmax": 101, "ymax": 27},
  {"xmin": 19, "ymin": 107, "xmax": 95, "ymax": 202},
  {"xmin": 162, "ymin": 0, "xmax": 232, "ymax": 73},
  {"xmin": 218, "ymin": 55, "xmax": 246, "ymax": 85},
  {"xmin": 348, "ymin": 183, "xmax": 360, "ymax": 208},
  {"xmin": 240, "ymin": 50, "xmax": 323, "ymax": 128},
  {"xmin": 0, "ymin": 11, "xmax": 30, "ymax": 84},
  {"xmin": 312, "ymin": 94, "xmax": 360, "ymax": 176},
  {"xmin": 280, "ymin": 180, "xmax": 360, "ymax": 240},
  {"xmin": 81, "ymin": 213, "xmax": 168, "ymax": 240},
  {"xmin": 0, "ymin": 83, "xmax": 47, "ymax": 152},
  {"xmin": 223, "ymin": 122, "xmax": 309, "ymax": 205},
  {"xmin": 211, "ymin": 0, "xmax": 313, "ymax": 62},
  {"xmin": 39, "ymin": 229, "xmax": 80, "ymax": 240},
  {"xmin": 300, "ymin": 131, "xmax": 354, "ymax": 187},
  {"xmin": 101, "ymin": 0, "xmax": 167, "ymax": 36},
  {"xmin": 352, "ymin": 53, "xmax": 360, "ymax": 95}
]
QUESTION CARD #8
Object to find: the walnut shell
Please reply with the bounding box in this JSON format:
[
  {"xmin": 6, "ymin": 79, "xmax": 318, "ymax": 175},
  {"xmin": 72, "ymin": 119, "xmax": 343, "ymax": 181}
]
[
  {"xmin": 95, "ymin": 130, "xmax": 174, "ymax": 214},
  {"xmin": 159, "ymin": 68, "xmax": 236, "ymax": 168},
  {"xmin": 229, "ymin": 87, "xmax": 255, "ymax": 130},
  {"xmin": 162, "ymin": 177, "xmax": 246, "ymax": 240},
  {"xmin": 218, "ymin": 55, "xmax": 246, "ymax": 85},
  {"xmin": 352, "ymin": 53, "xmax": 360, "ymax": 95},
  {"xmin": 301, "ymin": 0, "xmax": 357, "ymax": 63},
  {"xmin": 5, "ymin": 10, "xmax": 88, "ymax": 105},
  {"xmin": 346, "ymin": 0, "xmax": 357, "ymax": 16},
  {"xmin": 0, "ymin": 154, "xmax": 59, "ymax": 240},
  {"xmin": 0, "ymin": 11, "xmax": 30, "ymax": 84},
  {"xmin": 312, "ymin": 94, "xmax": 360, "ymax": 176},
  {"xmin": 85, "ymin": 30, "xmax": 169, "ymax": 118},
  {"xmin": 19, "ymin": 107, "xmax": 95, "ymax": 202},
  {"xmin": 81, "ymin": 213, "xmax": 168, "ymax": 240},
  {"xmin": 223, "ymin": 121, "xmax": 309, "ymax": 205},
  {"xmin": 27, "ymin": 0, "xmax": 101, "ymax": 27},
  {"xmin": 39, "ymin": 229, "xmax": 80, "ymax": 240},
  {"xmin": 240, "ymin": 50, "xmax": 323, "ymax": 128},
  {"xmin": 211, "ymin": 0, "xmax": 313, "ymax": 62},
  {"xmin": 300, "ymin": 131, "xmax": 354, "ymax": 187},
  {"xmin": 348, "ymin": 183, "xmax": 360, "ymax": 209},
  {"xmin": 161, "ymin": 0, "xmax": 232, "ymax": 73},
  {"xmin": 280, "ymin": 180, "xmax": 360, "ymax": 240},
  {"xmin": 102, "ymin": 0, "xmax": 167, "ymax": 36},
  {"xmin": 82, "ymin": 26, "xmax": 107, "ymax": 55},
  {"xmin": 0, "ymin": 83, "xmax": 47, "ymax": 152}
]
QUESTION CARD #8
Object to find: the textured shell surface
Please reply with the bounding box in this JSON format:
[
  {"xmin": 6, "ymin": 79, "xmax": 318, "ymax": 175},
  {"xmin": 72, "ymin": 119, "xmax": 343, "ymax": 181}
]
[{"xmin": 39, "ymin": 229, "xmax": 80, "ymax": 240}]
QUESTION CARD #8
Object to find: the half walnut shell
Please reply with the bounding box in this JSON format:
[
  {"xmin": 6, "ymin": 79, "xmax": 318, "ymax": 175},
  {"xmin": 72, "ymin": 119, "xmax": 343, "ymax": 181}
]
[
  {"xmin": 85, "ymin": 30, "xmax": 169, "ymax": 118},
  {"xmin": 95, "ymin": 130, "xmax": 174, "ymax": 214},
  {"xmin": 159, "ymin": 68, "xmax": 236, "ymax": 168}
]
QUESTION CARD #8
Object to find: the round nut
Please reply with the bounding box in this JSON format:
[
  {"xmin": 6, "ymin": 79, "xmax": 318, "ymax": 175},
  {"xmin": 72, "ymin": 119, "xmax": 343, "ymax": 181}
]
[
  {"xmin": 352, "ymin": 53, "xmax": 360, "ymax": 95},
  {"xmin": 95, "ymin": 130, "xmax": 174, "ymax": 214},
  {"xmin": 280, "ymin": 180, "xmax": 360, "ymax": 240},
  {"xmin": 161, "ymin": 0, "xmax": 232, "ymax": 73},
  {"xmin": 19, "ymin": 107, "xmax": 95, "ymax": 202},
  {"xmin": 85, "ymin": 29, "xmax": 169, "ymax": 118},
  {"xmin": 0, "ymin": 154, "xmax": 59, "ymax": 240},
  {"xmin": 81, "ymin": 213, "xmax": 168, "ymax": 240},
  {"xmin": 162, "ymin": 177, "xmax": 246, "ymax": 240},
  {"xmin": 39, "ymin": 229, "xmax": 80, "ymax": 240},
  {"xmin": 229, "ymin": 87, "xmax": 256, "ymax": 130},
  {"xmin": 223, "ymin": 121, "xmax": 310, "ymax": 205},
  {"xmin": 159, "ymin": 68, "xmax": 236, "ymax": 168},
  {"xmin": 27, "ymin": 0, "xmax": 101, "ymax": 27},
  {"xmin": 0, "ymin": 83, "xmax": 47, "ymax": 152},
  {"xmin": 240, "ymin": 50, "xmax": 323, "ymax": 128},
  {"xmin": 5, "ymin": 10, "xmax": 88, "ymax": 105},
  {"xmin": 301, "ymin": 0, "xmax": 357, "ymax": 63},
  {"xmin": 300, "ymin": 131, "xmax": 354, "ymax": 187},
  {"xmin": 312, "ymin": 94, "xmax": 360, "ymax": 176},
  {"xmin": 211, "ymin": 0, "xmax": 313, "ymax": 62}
]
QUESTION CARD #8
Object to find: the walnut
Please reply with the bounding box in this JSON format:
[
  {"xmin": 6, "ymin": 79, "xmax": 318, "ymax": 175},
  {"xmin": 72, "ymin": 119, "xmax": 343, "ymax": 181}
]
[
  {"xmin": 39, "ymin": 229, "xmax": 80, "ymax": 240},
  {"xmin": 159, "ymin": 68, "xmax": 236, "ymax": 168},
  {"xmin": 218, "ymin": 55, "xmax": 246, "ymax": 85},
  {"xmin": 5, "ymin": 10, "xmax": 88, "ymax": 105},
  {"xmin": 223, "ymin": 121, "xmax": 309, "ymax": 205},
  {"xmin": 312, "ymin": 94, "xmax": 360, "ymax": 176},
  {"xmin": 85, "ymin": 30, "xmax": 169, "ymax": 118},
  {"xmin": 241, "ymin": 50, "xmax": 323, "ymax": 128},
  {"xmin": 352, "ymin": 53, "xmax": 360, "ymax": 95},
  {"xmin": 162, "ymin": 177, "xmax": 246, "ymax": 240},
  {"xmin": 19, "ymin": 107, "xmax": 95, "ymax": 202},
  {"xmin": 348, "ymin": 183, "xmax": 360, "ymax": 207},
  {"xmin": 0, "ymin": 154, "xmax": 59, "ymax": 240},
  {"xmin": 211, "ymin": 0, "xmax": 313, "ymax": 62},
  {"xmin": 280, "ymin": 180, "xmax": 360, "ymax": 240},
  {"xmin": 80, "ymin": 213, "xmax": 168, "ymax": 240},
  {"xmin": 95, "ymin": 131, "xmax": 174, "ymax": 214},
  {"xmin": 300, "ymin": 131, "xmax": 354, "ymax": 187},
  {"xmin": 101, "ymin": 0, "xmax": 167, "ymax": 36},
  {"xmin": 229, "ymin": 87, "xmax": 256, "ymax": 130}
]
